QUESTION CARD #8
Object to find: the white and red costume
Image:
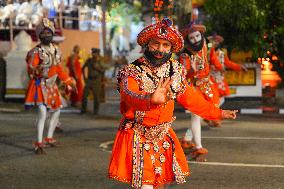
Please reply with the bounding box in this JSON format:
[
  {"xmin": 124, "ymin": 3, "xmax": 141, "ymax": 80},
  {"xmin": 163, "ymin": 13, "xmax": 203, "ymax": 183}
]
[
  {"xmin": 25, "ymin": 18, "xmax": 74, "ymax": 154},
  {"xmin": 179, "ymin": 23, "xmax": 223, "ymax": 161},
  {"xmin": 208, "ymin": 34, "xmax": 243, "ymax": 97}
]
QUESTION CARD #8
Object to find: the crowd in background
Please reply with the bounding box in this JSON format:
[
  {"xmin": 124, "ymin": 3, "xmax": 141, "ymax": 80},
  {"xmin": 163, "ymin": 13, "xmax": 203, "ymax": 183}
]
[{"xmin": 0, "ymin": 0, "xmax": 100, "ymax": 31}]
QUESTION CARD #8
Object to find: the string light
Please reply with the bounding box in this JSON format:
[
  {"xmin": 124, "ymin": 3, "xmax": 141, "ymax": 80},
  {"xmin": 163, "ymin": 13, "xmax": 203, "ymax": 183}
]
[
  {"xmin": 167, "ymin": 0, "xmax": 174, "ymax": 17},
  {"xmin": 154, "ymin": 0, "xmax": 164, "ymax": 21}
]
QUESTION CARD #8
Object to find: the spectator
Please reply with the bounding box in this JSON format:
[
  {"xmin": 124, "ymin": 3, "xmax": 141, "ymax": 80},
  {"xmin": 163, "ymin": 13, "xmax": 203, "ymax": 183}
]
[
  {"xmin": 81, "ymin": 48, "xmax": 104, "ymax": 114},
  {"xmin": 66, "ymin": 45, "xmax": 84, "ymax": 107}
]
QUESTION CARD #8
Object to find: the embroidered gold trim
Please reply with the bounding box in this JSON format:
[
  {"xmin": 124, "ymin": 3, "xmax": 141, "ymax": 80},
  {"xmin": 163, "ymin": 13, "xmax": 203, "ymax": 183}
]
[{"xmin": 133, "ymin": 121, "xmax": 172, "ymax": 143}]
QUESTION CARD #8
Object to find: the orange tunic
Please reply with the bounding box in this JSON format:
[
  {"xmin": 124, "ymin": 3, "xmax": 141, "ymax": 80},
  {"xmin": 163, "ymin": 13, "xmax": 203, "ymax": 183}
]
[
  {"xmin": 209, "ymin": 48, "xmax": 242, "ymax": 97},
  {"xmin": 66, "ymin": 55, "xmax": 83, "ymax": 103},
  {"xmin": 108, "ymin": 57, "xmax": 222, "ymax": 188},
  {"xmin": 179, "ymin": 42, "xmax": 220, "ymax": 105},
  {"xmin": 25, "ymin": 45, "xmax": 73, "ymax": 111}
]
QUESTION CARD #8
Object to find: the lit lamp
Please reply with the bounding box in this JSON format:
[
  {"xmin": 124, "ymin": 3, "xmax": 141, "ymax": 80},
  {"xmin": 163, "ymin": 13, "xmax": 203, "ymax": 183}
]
[{"xmin": 261, "ymin": 57, "xmax": 281, "ymax": 88}]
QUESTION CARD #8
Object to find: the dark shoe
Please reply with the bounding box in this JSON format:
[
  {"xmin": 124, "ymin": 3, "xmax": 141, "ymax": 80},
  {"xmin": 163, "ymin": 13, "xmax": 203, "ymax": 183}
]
[{"xmin": 80, "ymin": 110, "xmax": 87, "ymax": 114}]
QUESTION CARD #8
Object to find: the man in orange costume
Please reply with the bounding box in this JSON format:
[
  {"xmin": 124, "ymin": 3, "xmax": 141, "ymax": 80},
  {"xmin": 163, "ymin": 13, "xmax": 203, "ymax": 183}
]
[
  {"xmin": 208, "ymin": 32, "xmax": 247, "ymax": 105},
  {"xmin": 66, "ymin": 45, "xmax": 83, "ymax": 106},
  {"xmin": 108, "ymin": 18, "xmax": 237, "ymax": 189},
  {"xmin": 25, "ymin": 18, "xmax": 76, "ymax": 154},
  {"xmin": 179, "ymin": 22, "xmax": 223, "ymax": 161}
]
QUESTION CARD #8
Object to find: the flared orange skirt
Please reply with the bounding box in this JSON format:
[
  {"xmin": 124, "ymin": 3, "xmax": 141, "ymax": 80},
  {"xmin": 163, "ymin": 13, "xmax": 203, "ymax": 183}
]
[
  {"xmin": 25, "ymin": 79, "xmax": 63, "ymax": 111},
  {"xmin": 108, "ymin": 126, "xmax": 190, "ymax": 188}
]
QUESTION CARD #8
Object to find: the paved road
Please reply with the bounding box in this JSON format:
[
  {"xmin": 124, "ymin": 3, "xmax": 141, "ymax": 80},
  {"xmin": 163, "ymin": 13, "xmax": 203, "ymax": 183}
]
[{"xmin": 0, "ymin": 111, "xmax": 284, "ymax": 189}]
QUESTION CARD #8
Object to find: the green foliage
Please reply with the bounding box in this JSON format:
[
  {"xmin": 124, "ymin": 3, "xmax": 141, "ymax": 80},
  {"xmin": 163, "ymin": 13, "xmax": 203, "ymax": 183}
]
[
  {"xmin": 105, "ymin": 0, "xmax": 142, "ymax": 25},
  {"xmin": 204, "ymin": 0, "xmax": 284, "ymax": 84},
  {"xmin": 204, "ymin": 0, "xmax": 265, "ymax": 52}
]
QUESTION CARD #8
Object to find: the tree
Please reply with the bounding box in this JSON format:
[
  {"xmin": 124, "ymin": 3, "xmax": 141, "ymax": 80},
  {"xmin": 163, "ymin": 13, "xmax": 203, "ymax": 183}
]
[
  {"xmin": 203, "ymin": 0, "xmax": 284, "ymax": 86},
  {"xmin": 105, "ymin": 0, "xmax": 192, "ymax": 26}
]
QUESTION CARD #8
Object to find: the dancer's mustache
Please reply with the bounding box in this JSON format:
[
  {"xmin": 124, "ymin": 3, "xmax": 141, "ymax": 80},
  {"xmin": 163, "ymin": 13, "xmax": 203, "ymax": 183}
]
[{"xmin": 150, "ymin": 50, "xmax": 169, "ymax": 57}]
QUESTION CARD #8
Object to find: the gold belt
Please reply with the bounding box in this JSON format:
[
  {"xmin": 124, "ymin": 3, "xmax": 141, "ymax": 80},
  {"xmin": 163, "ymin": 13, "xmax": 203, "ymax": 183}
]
[
  {"xmin": 133, "ymin": 122, "xmax": 172, "ymax": 143},
  {"xmin": 120, "ymin": 118, "xmax": 175, "ymax": 143}
]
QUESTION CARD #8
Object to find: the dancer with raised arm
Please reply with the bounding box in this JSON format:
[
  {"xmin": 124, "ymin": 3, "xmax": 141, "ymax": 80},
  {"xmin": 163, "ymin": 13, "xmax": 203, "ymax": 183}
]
[{"xmin": 108, "ymin": 18, "xmax": 237, "ymax": 189}]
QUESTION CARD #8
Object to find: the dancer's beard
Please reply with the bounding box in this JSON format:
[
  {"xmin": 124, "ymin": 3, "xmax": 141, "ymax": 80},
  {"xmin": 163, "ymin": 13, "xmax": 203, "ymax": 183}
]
[
  {"xmin": 40, "ymin": 35, "xmax": 53, "ymax": 45},
  {"xmin": 185, "ymin": 35, "xmax": 204, "ymax": 52},
  {"xmin": 143, "ymin": 48, "xmax": 172, "ymax": 67},
  {"xmin": 215, "ymin": 43, "xmax": 222, "ymax": 51}
]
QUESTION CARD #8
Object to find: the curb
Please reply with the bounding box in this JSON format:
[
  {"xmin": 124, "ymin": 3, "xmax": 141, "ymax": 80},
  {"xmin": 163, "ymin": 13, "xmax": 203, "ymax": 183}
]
[
  {"xmin": 0, "ymin": 108, "xmax": 21, "ymax": 113},
  {"xmin": 240, "ymin": 108, "xmax": 284, "ymax": 114},
  {"xmin": 240, "ymin": 108, "xmax": 263, "ymax": 114},
  {"xmin": 185, "ymin": 108, "xmax": 284, "ymax": 115},
  {"xmin": 60, "ymin": 109, "xmax": 81, "ymax": 113}
]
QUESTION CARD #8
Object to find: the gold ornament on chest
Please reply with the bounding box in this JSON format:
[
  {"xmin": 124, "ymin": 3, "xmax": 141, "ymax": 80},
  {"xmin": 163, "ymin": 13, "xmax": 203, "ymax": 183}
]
[
  {"xmin": 191, "ymin": 54, "xmax": 205, "ymax": 71},
  {"xmin": 140, "ymin": 63, "xmax": 170, "ymax": 93}
]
